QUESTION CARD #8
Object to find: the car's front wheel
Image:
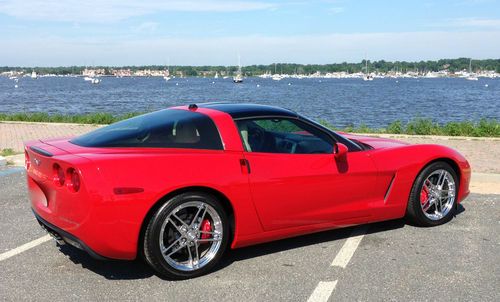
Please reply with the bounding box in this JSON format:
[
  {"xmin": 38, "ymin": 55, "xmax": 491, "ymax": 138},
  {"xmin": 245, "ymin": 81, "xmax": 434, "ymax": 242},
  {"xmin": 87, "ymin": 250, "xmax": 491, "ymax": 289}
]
[
  {"xmin": 143, "ymin": 192, "xmax": 229, "ymax": 279},
  {"xmin": 407, "ymin": 161, "xmax": 459, "ymax": 227}
]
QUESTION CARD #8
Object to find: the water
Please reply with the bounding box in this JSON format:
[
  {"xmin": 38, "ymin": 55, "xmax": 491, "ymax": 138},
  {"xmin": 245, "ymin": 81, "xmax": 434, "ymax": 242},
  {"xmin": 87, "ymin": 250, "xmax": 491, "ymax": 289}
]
[{"xmin": 1, "ymin": 76, "xmax": 498, "ymax": 128}]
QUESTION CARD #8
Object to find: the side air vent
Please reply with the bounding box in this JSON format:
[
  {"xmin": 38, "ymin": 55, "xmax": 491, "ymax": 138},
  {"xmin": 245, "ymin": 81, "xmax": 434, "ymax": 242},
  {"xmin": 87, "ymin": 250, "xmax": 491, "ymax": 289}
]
[{"xmin": 384, "ymin": 174, "xmax": 396, "ymax": 202}]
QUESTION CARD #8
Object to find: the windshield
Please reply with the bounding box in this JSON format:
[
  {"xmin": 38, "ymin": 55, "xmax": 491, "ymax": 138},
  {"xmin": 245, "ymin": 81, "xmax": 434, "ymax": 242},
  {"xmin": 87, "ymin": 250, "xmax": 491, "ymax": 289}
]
[{"xmin": 70, "ymin": 109, "xmax": 223, "ymax": 150}]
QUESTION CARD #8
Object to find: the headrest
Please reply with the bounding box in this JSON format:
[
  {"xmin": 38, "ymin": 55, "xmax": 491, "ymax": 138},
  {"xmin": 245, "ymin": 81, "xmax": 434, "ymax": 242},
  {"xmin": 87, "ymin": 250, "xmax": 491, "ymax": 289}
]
[{"xmin": 174, "ymin": 122, "xmax": 200, "ymax": 144}]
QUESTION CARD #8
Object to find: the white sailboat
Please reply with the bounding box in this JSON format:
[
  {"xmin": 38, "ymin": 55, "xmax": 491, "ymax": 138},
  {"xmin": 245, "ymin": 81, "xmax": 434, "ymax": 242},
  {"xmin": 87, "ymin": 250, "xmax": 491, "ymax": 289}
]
[
  {"xmin": 31, "ymin": 71, "xmax": 37, "ymax": 79},
  {"xmin": 363, "ymin": 59, "xmax": 373, "ymax": 81},
  {"xmin": 214, "ymin": 72, "xmax": 219, "ymax": 79},
  {"xmin": 233, "ymin": 55, "xmax": 243, "ymax": 83},
  {"xmin": 466, "ymin": 59, "xmax": 478, "ymax": 81},
  {"xmin": 163, "ymin": 69, "xmax": 171, "ymax": 81}
]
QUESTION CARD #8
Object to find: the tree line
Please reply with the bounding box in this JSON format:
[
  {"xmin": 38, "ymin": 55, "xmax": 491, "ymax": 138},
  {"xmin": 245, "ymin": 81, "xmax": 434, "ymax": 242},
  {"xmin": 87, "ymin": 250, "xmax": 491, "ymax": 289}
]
[{"xmin": 1, "ymin": 58, "xmax": 499, "ymax": 76}]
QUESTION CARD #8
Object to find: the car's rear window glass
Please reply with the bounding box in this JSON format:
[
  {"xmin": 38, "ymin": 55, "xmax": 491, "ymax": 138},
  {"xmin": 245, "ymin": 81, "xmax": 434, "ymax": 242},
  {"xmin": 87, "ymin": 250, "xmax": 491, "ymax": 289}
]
[{"xmin": 70, "ymin": 109, "xmax": 223, "ymax": 150}]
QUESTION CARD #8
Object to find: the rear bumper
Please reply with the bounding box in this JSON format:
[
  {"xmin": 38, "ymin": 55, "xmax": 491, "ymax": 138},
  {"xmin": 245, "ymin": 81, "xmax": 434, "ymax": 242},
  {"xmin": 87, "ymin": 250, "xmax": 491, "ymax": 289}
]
[{"xmin": 33, "ymin": 209, "xmax": 110, "ymax": 261}]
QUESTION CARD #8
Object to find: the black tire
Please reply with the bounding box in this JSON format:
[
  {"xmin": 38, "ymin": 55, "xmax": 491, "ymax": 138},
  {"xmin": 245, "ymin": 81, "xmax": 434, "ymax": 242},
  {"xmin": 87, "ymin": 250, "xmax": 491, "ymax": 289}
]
[
  {"xmin": 143, "ymin": 192, "xmax": 229, "ymax": 279},
  {"xmin": 406, "ymin": 161, "xmax": 459, "ymax": 227}
]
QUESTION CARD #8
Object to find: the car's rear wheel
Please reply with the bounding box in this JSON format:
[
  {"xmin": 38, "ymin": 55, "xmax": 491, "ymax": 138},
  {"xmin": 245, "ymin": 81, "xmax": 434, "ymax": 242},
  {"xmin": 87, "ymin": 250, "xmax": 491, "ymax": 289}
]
[
  {"xmin": 407, "ymin": 162, "xmax": 458, "ymax": 227},
  {"xmin": 143, "ymin": 192, "xmax": 229, "ymax": 279}
]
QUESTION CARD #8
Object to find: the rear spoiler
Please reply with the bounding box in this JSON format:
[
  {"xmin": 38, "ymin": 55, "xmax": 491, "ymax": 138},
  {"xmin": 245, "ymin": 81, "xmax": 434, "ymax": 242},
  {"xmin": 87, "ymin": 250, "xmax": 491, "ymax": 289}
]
[{"xmin": 29, "ymin": 146, "xmax": 53, "ymax": 157}]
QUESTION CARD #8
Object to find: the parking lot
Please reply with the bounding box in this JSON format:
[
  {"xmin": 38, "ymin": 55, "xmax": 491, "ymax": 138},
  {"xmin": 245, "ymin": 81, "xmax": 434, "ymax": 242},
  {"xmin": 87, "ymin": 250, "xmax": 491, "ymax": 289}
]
[{"xmin": 0, "ymin": 167, "xmax": 498, "ymax": 301}]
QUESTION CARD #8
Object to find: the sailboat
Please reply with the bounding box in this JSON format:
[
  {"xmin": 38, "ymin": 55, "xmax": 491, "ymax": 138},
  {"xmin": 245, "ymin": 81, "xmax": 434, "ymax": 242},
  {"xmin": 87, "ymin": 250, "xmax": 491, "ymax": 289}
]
[
  {"xmin": 163, "ymin": 69, "xmax": 171, "ymax": 81},
  {"xmin": 233, "ymin": 55, "xmax": 243, "ymax": 83},
  {"xmin": 466, "ymin": 59, "xmax": 478, "ymax": 81},
  {"xmin": 363, "ymin": 59, "xmax": 373, "ymax": 81},
  {"xmin": 214, "ymin": 72, "xmax": 219, "ymax": 79},
  {"xmin": 31, "ymin": 71, "xmax": 38, "ymax": 79}
]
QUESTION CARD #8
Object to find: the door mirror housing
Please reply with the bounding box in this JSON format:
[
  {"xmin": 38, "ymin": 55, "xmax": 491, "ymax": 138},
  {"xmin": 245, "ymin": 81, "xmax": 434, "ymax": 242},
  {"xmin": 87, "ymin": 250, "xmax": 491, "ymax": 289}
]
[{"xmin": 333, "ymin": 142, "xmax": 348, "ymax": 159}]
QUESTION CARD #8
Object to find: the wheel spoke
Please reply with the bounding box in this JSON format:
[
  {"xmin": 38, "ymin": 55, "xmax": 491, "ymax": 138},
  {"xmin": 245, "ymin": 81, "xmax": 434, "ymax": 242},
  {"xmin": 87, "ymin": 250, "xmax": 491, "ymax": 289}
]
[
  {"xmin": 197, "ymin": 238, "xmax": 222, "ymax": 243},
  {"xmin": 424, "ymin": 179, "xmax": 433, "ymax": 191},
  {"xmin": 162, "ymin": 237, "xmax": 182, "ymax": 255},
  {"xmin": 166, "ymin": 242, "xmax": 185, "ymax": 257},
  {"xmin": 172, "ymin": 213, "xmax": 189, "ymax": 228},
  {"xmin": 168, "ymin": 218, "xmax": 184, "ymax": 234},
  {"xmin": 422, "ymin": 197, "xmax": 432, "ymax": 212},
  {"xmin": 435, "ymin": 196, "xmax": 441, "ymax": 213},
  {"xmin": 187, "ymin": 244, "xmax": 193, "ymax": 268},
  {"xmin": 193, "ymin": 243, "xmax": 200, "ymax": 268},
  {"xmin": 438, "ymin": 171, "xmax": 447, "ymax": 187},
  {"xmin": 199, "ymin": 230, "xmax": 217, "ymax": 235},
  {"xmin": 197, "ymin": 207, "xmax": 208, "ymax": 230},
  {"xmin": 189, "ymin": 205, "xmax": 207, "ymax": 228}
]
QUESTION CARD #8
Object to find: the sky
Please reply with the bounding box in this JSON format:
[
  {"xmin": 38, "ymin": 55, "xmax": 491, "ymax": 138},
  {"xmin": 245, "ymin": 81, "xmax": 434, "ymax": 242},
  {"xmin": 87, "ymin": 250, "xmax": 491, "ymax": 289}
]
[{"xmin": 0, "ymin": 0, "xmax": 499, "ymax": 66}]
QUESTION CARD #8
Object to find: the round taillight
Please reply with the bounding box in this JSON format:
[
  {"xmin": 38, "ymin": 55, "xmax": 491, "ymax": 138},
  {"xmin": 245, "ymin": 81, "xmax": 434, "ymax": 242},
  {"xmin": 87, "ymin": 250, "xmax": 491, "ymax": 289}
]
[
  {"xmin": 67, "ymin": 168, "xmax": 80, "ymax": 192},
  {"xmin": 53, "ymin": 164, "xmax": 65, "ymax": 186},
  {"xmin": 25, "ymin": 151, "xmax": 31, "ymax": 170}
]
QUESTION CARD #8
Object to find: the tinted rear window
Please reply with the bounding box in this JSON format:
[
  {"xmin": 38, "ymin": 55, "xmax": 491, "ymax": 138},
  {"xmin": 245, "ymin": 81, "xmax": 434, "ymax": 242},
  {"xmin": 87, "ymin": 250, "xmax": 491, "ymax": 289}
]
[{"xmin": 71, "ymin": 109, "xmax": 223, "ymax": 150}]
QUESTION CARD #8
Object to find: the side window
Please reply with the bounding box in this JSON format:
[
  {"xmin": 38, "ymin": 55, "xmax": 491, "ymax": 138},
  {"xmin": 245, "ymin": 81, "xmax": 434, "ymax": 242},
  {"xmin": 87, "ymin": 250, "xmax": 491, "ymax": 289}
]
[
  {"xmin": 71, "ymin": 110, "xmax": 223, "ymax": 150},
  {"xmin": 236, "ymin": 118, "xmax": 334, "ymax": 154}
]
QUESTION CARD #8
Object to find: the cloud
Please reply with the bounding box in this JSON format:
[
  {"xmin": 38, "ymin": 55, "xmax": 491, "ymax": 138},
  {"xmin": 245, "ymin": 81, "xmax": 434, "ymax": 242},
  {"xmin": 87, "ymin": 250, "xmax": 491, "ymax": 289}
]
[
  {"xmin": 431, "ymin": 18, "xmax": 500, "ymax": 29},
  {"xmin": 132, "ymin": 22, "xmax": 160, "ymax": 33},
  {"xmin": 328, "ymin": 7, "xmax": 345, "ymax": 14},
  {"xmin": 2, "ymin": 31, "xmax": 500, "ymax": 66},
  {"xmin": 0, "ymin": 0, "xmax": 277, "ymax": 23}
]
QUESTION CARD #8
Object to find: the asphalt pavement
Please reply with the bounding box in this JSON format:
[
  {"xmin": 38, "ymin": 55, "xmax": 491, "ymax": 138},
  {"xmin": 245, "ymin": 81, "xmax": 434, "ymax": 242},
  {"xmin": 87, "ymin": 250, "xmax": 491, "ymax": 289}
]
[{"xmin": 0, "ymin": 168, "xmax": 498, "ymax": 301}]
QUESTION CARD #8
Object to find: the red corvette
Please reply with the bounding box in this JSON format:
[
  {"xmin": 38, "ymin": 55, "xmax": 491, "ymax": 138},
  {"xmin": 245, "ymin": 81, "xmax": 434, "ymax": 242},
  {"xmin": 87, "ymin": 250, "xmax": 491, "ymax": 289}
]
[{"xmin": 26, "ymin": 103, "xmax": 471, "ymax": 279}]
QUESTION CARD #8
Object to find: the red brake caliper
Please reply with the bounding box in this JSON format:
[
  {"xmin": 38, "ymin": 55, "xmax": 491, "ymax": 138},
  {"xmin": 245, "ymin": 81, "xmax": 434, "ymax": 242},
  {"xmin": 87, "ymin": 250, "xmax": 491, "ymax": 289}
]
[
  {"xmin": 200, "ymin": 219, "xmax": 212, "ymax": 240},
  {"xmin": 420, "ymin": 185, "xmax": 429, "ymax": 204}
]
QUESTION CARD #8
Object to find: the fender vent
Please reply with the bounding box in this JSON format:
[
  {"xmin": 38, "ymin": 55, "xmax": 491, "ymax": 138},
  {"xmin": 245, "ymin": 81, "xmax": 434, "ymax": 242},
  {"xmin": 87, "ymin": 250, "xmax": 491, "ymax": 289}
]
[{"xmin": 384, "ymin": 174, "xmax": 396, "ymax": 202}]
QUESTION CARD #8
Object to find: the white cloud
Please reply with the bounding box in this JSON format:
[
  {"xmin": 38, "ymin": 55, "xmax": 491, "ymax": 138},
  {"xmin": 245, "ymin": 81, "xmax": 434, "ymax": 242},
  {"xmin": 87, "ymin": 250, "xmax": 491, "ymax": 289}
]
[
  {"xmin": 2, "ymin": 31, "xmax": 500, "ymax": 66},
  {"xmin": 0, "ymin": 0, "xmax": 277, "ymax": 23},
  {"xmin": 328, "ymin": 7, "xmax": 344, "ymax": 14},
  {"xmin": 132, "ymin": 22, "xmax": 160, "ymax": 33},
  {"xmin": 431, "ymin": 18, "xmax": 500, "ymax": 29},
  {"xmin": 451, "ymin": 18, "xmax": 500, "ymax": 28}
]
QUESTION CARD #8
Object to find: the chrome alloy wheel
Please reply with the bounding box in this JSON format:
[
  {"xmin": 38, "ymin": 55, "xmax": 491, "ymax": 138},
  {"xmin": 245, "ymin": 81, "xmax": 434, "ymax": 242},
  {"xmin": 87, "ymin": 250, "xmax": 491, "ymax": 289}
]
[
  {"xmin": 159, "ymin": 201, "xmax": 223, "ymax": 271},
  {"xmin": 419, "ymin": 169, "xmax": 456, "ymax": 221}
]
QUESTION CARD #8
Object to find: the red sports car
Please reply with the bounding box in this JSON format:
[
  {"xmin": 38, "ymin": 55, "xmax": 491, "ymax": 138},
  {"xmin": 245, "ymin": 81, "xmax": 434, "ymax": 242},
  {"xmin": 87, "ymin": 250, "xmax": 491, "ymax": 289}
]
[{"xmin": 26, "ymin": 103, "xmax": 471, "ymax": 279}]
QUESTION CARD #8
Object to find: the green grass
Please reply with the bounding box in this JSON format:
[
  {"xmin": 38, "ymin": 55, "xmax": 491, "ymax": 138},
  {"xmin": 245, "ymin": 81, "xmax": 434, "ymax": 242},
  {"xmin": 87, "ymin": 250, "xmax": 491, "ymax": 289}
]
[
  {"xmin": 0, "ymin": 112, "xmax": 142, "ymax": 125},
  {"xmin": 320, "ymin": 118, "xmax": 500, "ymax": 137},
  {"xmin": 0, "ymin": 112, "xmax": 498, "ymax": 137},
  {"xmin": 1, "ymin": 148, "xmax": 19, "ymax": 156}
]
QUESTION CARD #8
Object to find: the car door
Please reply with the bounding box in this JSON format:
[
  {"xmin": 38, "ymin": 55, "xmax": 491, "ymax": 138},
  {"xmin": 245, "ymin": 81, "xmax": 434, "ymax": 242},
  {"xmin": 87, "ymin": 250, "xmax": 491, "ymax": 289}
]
[{"xmin": 235, "ymin": 117, "xmax": 378, "ymax": 231}]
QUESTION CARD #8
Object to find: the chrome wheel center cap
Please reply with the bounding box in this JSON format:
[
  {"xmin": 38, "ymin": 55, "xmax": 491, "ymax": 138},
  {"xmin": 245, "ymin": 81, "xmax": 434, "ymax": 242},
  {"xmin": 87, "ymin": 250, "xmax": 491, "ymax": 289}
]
[{"xmin": 186, "ymin": 230, "xmax": 198, "ymax": 241}]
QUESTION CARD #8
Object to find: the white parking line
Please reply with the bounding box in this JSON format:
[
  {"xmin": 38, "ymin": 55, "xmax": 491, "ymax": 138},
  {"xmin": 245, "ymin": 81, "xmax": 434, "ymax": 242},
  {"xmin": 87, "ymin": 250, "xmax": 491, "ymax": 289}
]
[
  {"xmin": 307, "ymin": 226, "xmax": 369, "ymax": 301},
  {"xmin": 307, "ymin": 280, "xmax": 338, "ymax": 302},
  {"xmin": 331, "ymin": 226, "xmax": 368, "ymax": 268},
  {"xmin": 0, "ymin": 235, "xmax": 52, "ymax": 262}
]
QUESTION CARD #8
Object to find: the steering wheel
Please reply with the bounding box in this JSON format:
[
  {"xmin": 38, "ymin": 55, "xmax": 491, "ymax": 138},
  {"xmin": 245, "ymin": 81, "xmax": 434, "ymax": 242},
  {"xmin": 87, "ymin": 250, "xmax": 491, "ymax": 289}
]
[
  {"xmin": 248, "ymin": 126, "xmax": 266, "ymax": 151},
  {"xmin": 136, "ymin": 130, "xmax": 150, "ymax": 143}
]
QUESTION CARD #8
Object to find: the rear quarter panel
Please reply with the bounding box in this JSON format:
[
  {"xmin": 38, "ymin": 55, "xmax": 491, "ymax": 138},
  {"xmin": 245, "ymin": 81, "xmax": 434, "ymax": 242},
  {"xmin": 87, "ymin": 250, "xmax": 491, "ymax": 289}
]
[{"xmin": 83, "ymin": 149, "xmax": 261, "ymax": 258}]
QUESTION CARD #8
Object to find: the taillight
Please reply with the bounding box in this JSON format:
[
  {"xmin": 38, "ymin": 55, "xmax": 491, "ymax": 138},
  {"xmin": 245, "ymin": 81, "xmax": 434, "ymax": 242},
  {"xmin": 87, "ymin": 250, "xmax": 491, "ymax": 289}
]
[
  {"xmin": 53, "ymin": 164, "xmax": 65, "ymax": 186},
  {"xmin": 25, "ymin": 150, "xmax": 31, "ymax": 170},
  {"xmin": 67, "ymin": 168, "xmax": 80, "ymax": 192}
]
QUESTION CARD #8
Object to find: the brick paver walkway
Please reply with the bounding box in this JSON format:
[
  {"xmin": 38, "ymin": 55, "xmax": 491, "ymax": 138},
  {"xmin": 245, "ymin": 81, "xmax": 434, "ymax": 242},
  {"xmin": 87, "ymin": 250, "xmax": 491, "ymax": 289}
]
[
  {"xmin": 1, "ymin": 121, "xmax": 499, "ymax": 173},
  {"xmin": 0, "ymin": 122, "xmax": 99, "ymax": 152}
]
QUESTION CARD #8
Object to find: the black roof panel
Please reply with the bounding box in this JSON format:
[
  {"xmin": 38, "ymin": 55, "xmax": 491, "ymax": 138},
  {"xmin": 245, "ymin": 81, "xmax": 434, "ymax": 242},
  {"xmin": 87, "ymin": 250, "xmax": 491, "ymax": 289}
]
[{"xmin": 198, "ymin": 103, "xmax": 298, "ymax": 119}]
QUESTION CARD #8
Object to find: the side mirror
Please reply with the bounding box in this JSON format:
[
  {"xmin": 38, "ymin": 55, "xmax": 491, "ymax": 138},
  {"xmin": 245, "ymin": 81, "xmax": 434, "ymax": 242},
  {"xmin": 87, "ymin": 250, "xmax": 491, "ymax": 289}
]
[{"xmin": 333, "ymin": 142, "xmax": 348, "ymax": 159}]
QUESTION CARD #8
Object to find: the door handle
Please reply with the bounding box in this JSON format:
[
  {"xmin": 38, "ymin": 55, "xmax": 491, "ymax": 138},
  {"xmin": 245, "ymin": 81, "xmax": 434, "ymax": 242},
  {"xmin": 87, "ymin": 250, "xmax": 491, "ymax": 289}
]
[{"xmin": 239, "ymin": 159, "xmax": 251, "ymax": 174}]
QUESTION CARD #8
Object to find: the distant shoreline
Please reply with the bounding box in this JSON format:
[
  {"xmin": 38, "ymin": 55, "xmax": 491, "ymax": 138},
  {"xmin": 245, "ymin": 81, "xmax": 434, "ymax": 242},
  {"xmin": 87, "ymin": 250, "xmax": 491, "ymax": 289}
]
[{"xmin": 2, "ymin": 58, "xmax": 500, "ymax": 78}]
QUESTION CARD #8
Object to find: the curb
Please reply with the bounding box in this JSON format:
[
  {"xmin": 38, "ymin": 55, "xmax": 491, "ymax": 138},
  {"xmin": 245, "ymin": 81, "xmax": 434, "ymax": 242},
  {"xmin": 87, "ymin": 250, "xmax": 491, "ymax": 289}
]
[{"xmin": 0, "ymin": 121, "xmax": 104, "ymax": 127}]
